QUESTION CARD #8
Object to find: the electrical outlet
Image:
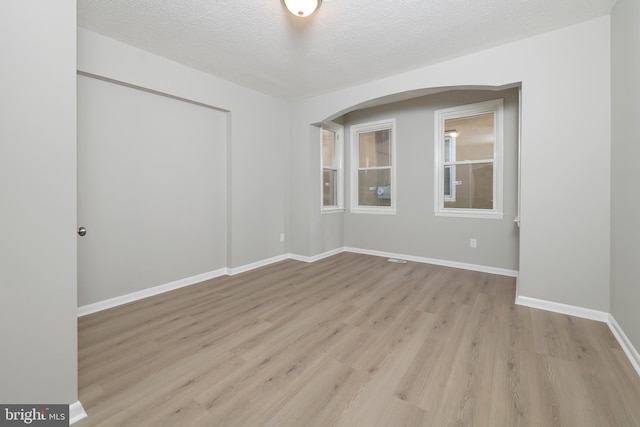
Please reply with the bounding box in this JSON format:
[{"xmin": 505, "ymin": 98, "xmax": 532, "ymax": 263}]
[
  {"xmin": 470, "ymin": 238, "xmax": 477, "ymax": 248},
  {"xmin": 280, "ymin": 234, "xmax": 285, "ymax": 242}
]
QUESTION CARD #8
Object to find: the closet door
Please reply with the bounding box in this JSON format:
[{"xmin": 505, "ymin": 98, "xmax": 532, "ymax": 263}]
[{"xmin": 77, "ymin": 74, "xmax": 227, "ymax": 307}]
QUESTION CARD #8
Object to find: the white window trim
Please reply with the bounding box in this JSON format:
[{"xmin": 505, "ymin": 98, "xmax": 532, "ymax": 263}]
[
  {"xmin": 321, "ymin": 122, "xmax": 345, "ymax": 213},
  {"xmin": 350, "ymin": 118, "xmax": 397, "ymax": 215},
  {"xmin": 434, "ymin": 99, "xmax": 504, "ymax": 219}
]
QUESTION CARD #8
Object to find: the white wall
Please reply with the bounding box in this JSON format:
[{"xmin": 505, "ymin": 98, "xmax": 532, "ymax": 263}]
[
  {"xmin": 291, "ymin": 16, "xmax": 611, "ymax": 312},
  {"xmin": 611, "ymin": 0, "xmax": 640, "ymax": 353},
  {"xmin": 77, "ymin": 29, "xmax": 290, "ymax": 278},
  {"xmin": 0, "ymin": 1, "xmax": 78, "ymax": 403},
  {"xmin": 343, "ymin": 89, "xmax": 520, "ymax": 271}
]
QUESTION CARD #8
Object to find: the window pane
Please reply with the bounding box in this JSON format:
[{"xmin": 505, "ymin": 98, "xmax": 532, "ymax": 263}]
[
  {"xmin": 444, "ymin": 162, "xmax": 493, "ymax": 209},
  {"xmin": 445, "ymin": 113, "xmax": 494, "ymax": 162},
  {"xmin": 444, "ymin": 165, "xmax": 454, "ymax": 197},
  {"xmin": 323, "ymin": 168, "xmax": 337, "ymax": 206},
  {"xmin": 322, "ymin": 129, "xmax": 335, "ymax": 168},
  {"xmin": 444, "ymin": 136, "xmax": 453, "ymax": 162},
  {"xmin": 358, "ymin": 129, "xmax": 391, "ymax": 168},
  {"xmin": 358, "ymin": 168, "xmax": 391, "ymax": 207}
]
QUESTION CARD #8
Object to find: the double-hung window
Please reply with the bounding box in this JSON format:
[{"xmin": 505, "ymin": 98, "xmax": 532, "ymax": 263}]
[
  {"xmin": 321, "ymin": 123, "xmax": 344, "ymax": 212},
  {"xmin": 350, "ymin": 118, "xmax": 396, "ymax": 214},
  {"xmin": 434, "ymin": 99, "xmax": 504, "ymax": 219}
]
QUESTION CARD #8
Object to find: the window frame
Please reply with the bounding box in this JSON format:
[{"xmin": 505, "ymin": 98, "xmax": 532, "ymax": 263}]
[
  {"xmin": 320, "ymin": 122, "xmax": 345, "ymax": 213},
  {"xmin": 434, "ymin": 99, "xmax": 504, "ymax": 219},
  {"xmin": 350, "ymin": 118, "xmax": 397, "ymax": 215}
]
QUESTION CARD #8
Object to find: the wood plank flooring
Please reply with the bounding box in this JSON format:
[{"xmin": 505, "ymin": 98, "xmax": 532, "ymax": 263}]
[{"xmin": 75, "ymin": 253, "xmax": 640, "ymax": 426}]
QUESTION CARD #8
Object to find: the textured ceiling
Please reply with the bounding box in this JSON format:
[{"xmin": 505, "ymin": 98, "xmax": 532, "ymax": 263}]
[{"xmin": 77, "ymin": 0, "xmax": 616, "ymax": 100}]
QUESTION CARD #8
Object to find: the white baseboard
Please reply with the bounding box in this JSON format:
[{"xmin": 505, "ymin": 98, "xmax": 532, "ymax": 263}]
[
  {"xmin": 79, "ymin": 247, "xmax": 518, "ymax": 317},
  {"xmin": 77, "ymin": 247, "xmax": 517, "ymax": 316},
  {"xmin": 608, "ymin": 314, "xmax": 640, "ymax": 377},
  {"xmin": 78, "ymin": 255, "xmax": 292, "ymax": 316},
  {"xmin": 343, "ymin": 247, "xmax": 519, "ymax": 278},
  {"xmin": 77, "ymin": 268, "xmax": 229, "ymax": 316},
  {"xmin": 515, "ymin": 296, "xmax": 640, "ymax": 378},
  {"xmin": 75, "ymin": 249, "xmax": 640, "ymax": 380},
  {"xmin": 228, "ymin": 254, "xmax": 290, "ymax": 275},
  {"xmin": 515, "ymin": 295, "xmax": 609, "ymax": 322},
  {"xmin": 69, "ymin": 400, "xmax": 87, "ymax": 424},
  {"xmin": 289, "ymin": 247, "xmax": 345, "ymax": 263}
]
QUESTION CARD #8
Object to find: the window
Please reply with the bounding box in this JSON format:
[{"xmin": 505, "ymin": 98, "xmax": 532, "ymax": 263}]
[
  {"xmin": 351, "ymin": 118, "xmax": 396, "ymax": 214},
  {"xmin": 434, "ymin": 99, "xmax": 504, "ymax": 219},
  {"xmin": 321, "ymin": 123, "xmax": 344, "ymax": 212}
]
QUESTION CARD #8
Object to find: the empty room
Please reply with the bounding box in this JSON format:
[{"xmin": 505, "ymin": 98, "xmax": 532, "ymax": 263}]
[{"xmin": 2, "ymin": 0, "xmax": 640, "ymax": 426}]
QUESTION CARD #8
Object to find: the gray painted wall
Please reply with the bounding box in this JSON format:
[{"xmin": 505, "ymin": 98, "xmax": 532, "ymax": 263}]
[
  {"xmin": 343, "ymin": 89, "xmax": 520, "ymax": 271},
  {"xmin": 611, "ymin": 0, "xmax": 640, "ymax": 353},
  {"xmin": 0, "ymin": 1, "xmax": 78, "ymax": 403},
  {"xmin": 289, "ymin": 123, "xmax": 314, "ymax": 257},
  {"xmin": 228, "ymin": 96, "xmax": 290, "ymax": 268}
]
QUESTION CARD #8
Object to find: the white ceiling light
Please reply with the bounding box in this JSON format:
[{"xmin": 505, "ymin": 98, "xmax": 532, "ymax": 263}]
[{"xmin": 283, "ymin": 0, "xmax": 321, "ymax": 17}]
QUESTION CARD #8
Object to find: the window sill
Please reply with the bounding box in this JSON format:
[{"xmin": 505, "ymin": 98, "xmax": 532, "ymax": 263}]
[
  {"xmin": 322, "ymin": 208, "xmax": 345, "ymax": 214},
  {"xmin": 350, "ymin": 207, "xmax": 396, "ymax": 215},
  {"xmin": 434, "ymin": 210, "xmax": 503, "ymax": 220}
]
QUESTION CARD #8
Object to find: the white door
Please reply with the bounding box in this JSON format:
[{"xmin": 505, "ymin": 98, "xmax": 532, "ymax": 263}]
[{"xmin": 77, "ymin": 75, "xmax": 228, "ymax": 307}]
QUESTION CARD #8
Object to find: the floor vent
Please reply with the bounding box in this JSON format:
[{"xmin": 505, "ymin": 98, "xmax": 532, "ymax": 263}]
[{"xmin": 387, "ymin": 258, "xmax": 408, "ymax": 264}]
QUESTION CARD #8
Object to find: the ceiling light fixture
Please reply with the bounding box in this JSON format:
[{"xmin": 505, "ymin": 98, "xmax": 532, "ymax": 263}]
[
  {"xmin": 445, "ymin": 129, "xmax": 460, "ymax": 138},
  {"xmin": 283, "ymin": 0, "xmax": 321, "ymax": 17}
]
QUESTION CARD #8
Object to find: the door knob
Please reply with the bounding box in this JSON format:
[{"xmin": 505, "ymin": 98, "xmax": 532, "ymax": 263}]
[{"xmin": 78, "ymin": 227, "xmax": 87, "ymax": 237}]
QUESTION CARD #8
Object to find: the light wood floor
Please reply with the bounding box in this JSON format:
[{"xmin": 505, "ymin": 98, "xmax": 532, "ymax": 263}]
[{"xmin": 76, "ymin": 253, "xmax": 640, "ymax": 426}]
